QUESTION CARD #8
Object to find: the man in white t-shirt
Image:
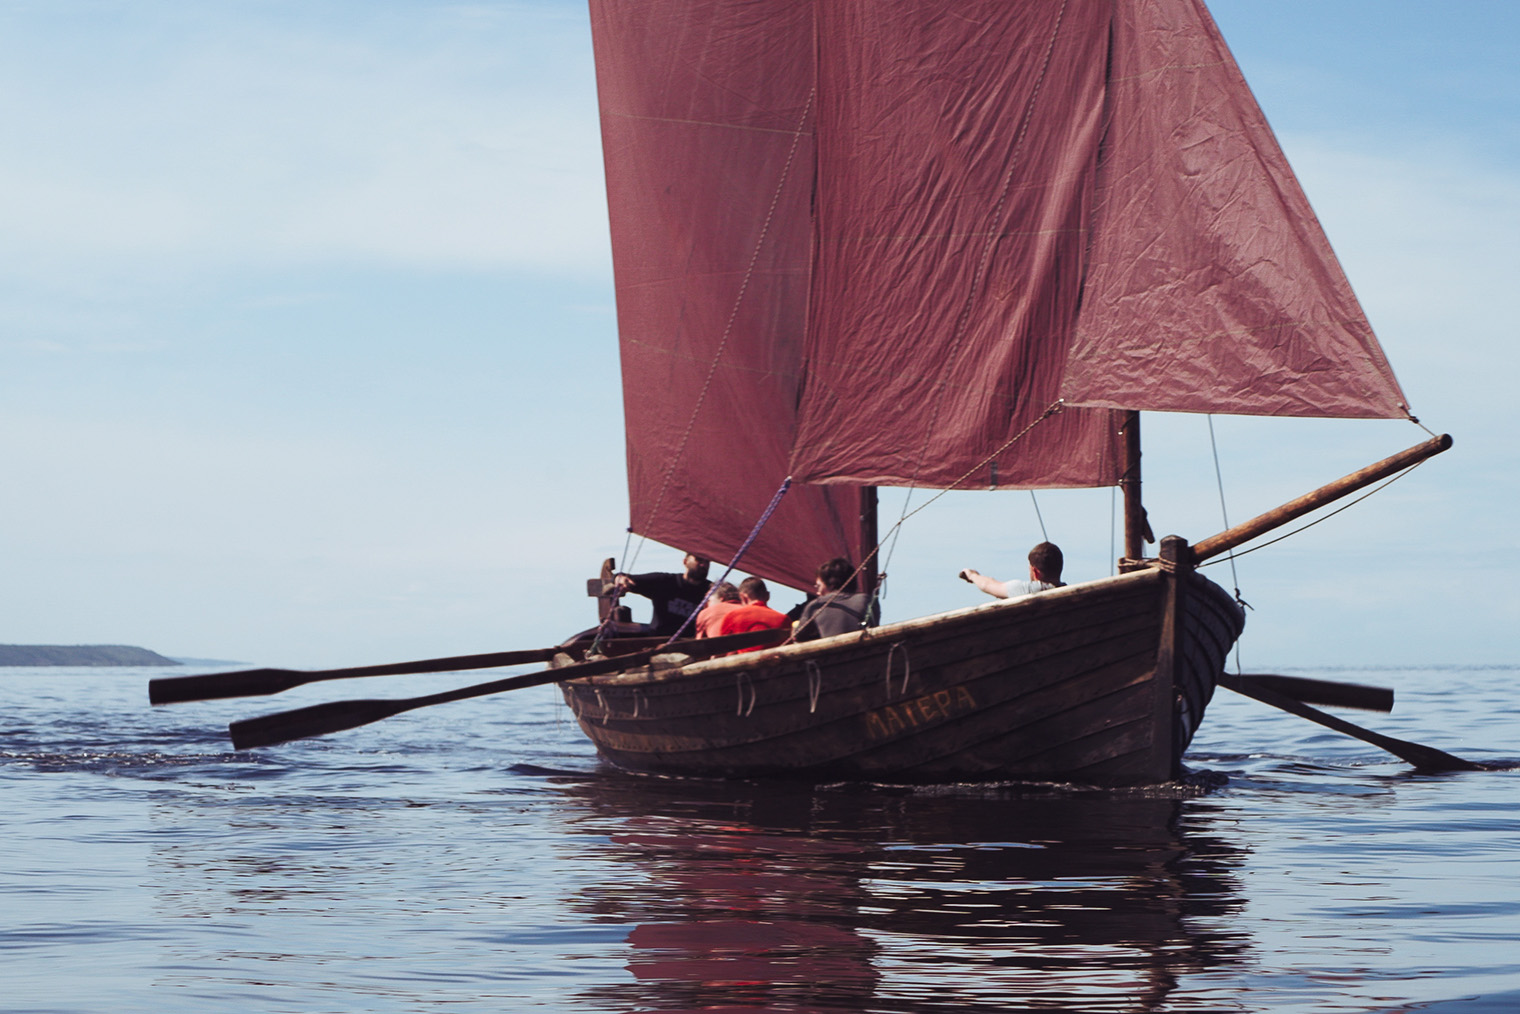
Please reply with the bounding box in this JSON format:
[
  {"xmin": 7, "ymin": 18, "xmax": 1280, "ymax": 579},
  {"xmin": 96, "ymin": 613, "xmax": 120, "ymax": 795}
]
[{"xmin": 960, "ymin": 542, "xmax": 1065, "ymax": 600}]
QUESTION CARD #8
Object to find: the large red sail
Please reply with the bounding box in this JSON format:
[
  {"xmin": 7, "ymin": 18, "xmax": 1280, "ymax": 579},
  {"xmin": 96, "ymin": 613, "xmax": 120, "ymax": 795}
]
[
  {"xmin": 590, "ymin": 0, "xmax": 1408, "ymax": 577},
  {"xmin": 590, "ymin": 0, "xmax": 861, "ymax": 591},
  {"xmin": 787, "ymin": 0, "xmax": 1405, "ymax": 486}
]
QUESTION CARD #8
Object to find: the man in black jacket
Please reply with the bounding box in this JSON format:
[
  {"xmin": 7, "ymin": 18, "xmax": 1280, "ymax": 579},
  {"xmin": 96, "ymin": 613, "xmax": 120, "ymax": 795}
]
[{"xmin": 614, "ymin": 553, "xmax": 712, "ymax": 637}]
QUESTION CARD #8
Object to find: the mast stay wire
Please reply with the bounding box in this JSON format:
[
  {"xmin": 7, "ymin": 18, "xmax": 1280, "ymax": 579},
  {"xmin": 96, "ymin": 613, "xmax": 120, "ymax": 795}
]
[
  {"xmin": 787, "ymin": 402, "xmax": 1065, "ymax": 646},
  {"xmin": 1197, "ymin": 456, "xmax": 1429, "ymax": 565},
  {"xmin": 1207, "ymin": 415, "xmax": 1248, "ymax": 674}
]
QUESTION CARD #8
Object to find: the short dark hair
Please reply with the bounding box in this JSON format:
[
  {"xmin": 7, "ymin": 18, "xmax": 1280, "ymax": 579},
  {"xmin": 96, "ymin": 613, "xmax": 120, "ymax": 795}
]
[
  {"xmin": 816, "ymin": 557, "xmax": 856, "ymax": 593},
  {"xmin": 711, "ymin": 581, "xmax": 740, "ymax": 602},
  {"xmin": 1028, "ymin": 542, "xmax": 1063, "ymax": 582},
  {"xmin": 738, "ymin": 576, "xmax": 769, "ymax": 601}
]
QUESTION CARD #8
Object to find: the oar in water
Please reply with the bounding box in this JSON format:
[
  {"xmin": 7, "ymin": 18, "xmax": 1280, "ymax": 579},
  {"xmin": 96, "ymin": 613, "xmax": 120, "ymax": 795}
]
[
  {"xmin": 1230, "ymin": 673, "xmax": 1393, "ymax": 713},
  {"xmin": 150, "ymin": 647, "xmax": 565, "ymax": 705},
  {"xmin": 227, "ymin": 626, "xmax": 791, "ymax": 750},
  {"xmin": 1217, "ymin": 673, "xmax": 1484, "ymax": 772}
]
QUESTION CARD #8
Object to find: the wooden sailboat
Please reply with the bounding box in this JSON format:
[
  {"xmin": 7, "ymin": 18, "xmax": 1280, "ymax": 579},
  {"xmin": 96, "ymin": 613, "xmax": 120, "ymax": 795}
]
[{"xmin": 558, "ymin": 0, "xmax": 1447, "ymax": 785}]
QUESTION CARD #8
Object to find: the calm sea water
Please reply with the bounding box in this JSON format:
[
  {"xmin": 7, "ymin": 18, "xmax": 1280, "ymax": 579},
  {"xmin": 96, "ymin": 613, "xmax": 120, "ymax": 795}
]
[{"xmin": 2, "ymin": 662, "xmax": 1516, "ymax": 1014}]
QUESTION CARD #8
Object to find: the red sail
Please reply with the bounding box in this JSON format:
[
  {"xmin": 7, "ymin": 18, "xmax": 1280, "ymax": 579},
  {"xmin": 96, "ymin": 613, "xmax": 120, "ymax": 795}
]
[
  {"xmin": 789, "ymin": 2, "xmax": 1125, "ymax": 488},
  {"xmin": 590, "ymin": 0, "xmax": 861, "ymax": 591},
  {"xmin": 591, "ymin": 0, "xmax": 1408, "ymax": 577},
  {"xmin": 1062, "ymin": 0, "xmax": 1408, "ymax": 418}
]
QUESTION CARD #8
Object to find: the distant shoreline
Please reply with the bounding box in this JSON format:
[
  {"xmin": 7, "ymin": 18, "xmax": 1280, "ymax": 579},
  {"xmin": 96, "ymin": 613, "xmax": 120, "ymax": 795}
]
[{"xmin": 0, "ymin": 644, "xmax": 182, "ymax": 667}]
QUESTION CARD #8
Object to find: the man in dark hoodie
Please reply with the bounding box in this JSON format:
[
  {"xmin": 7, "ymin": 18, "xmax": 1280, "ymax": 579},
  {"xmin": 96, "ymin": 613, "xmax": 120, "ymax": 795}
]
[
  {"xmin": 794, "ymin": 557, "xmax": 873, "ymax": 641},
  {"xmin": 614, "ymin": 552, "xmax": 712, "ymax": 637}
]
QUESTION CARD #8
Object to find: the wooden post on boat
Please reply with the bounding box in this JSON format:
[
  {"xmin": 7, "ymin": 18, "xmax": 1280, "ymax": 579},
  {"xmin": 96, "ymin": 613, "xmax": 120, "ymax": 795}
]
[
  {"xmin": 1120, "ymin": 411, "xmax": 1154, "ymax": 570},
  {"xmin": 1148, "ymin": 535, "xmax": 1189, "ymax": 781}
]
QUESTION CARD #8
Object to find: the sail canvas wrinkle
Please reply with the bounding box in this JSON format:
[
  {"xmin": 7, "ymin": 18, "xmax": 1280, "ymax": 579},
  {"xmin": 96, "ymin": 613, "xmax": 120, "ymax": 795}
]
[
  {"xmin": 592, "ymin": 0, "xmax": 859, "ymax": 591},
  {"xmin": 1062, "ymin": 0, "xmax": 1408, "ymax": 418},
  {"xmin": 591, "ymin": 0, "xmax": 1409, "ymax": 587},
  {"xmin": 789, "ymin": 1, "xmax": 1126, "ymax": 489}
]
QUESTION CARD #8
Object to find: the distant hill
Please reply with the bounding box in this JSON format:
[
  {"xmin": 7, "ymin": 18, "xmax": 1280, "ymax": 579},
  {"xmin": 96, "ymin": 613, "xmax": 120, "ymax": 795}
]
[{"xmin": 0, "ymin": 644, "xmax": 182, "ymax": 666}]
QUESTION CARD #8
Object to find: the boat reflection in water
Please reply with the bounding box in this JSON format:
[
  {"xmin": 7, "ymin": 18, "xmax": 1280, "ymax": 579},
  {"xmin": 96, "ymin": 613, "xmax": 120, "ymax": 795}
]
[{"xmin": 555, "ymin": 773, "xmax": 1248, "ymax": 1012}]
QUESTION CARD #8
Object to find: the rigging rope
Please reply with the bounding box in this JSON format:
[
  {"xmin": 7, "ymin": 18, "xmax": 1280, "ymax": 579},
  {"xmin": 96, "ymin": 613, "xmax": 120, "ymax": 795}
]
[
  {"xmin": 786, "ymin": 401, "xmax": 1065, "ymax": 645},
  {"xmin": 661, "ymin": 477, "xmax": 794, "ymax": 647},
  {"xmin": 1029, "ymin": 490, "xmax": 1048, "ymax": 543},
  {"xmin": 1198, "ymin": 457, "xmax": 1430, "ymax": 565},
  {"xmin": 634, "ymin": 89, "xmax": 816, "ymax": 561},
  {"xmin": 1207, "ymin": 416, "xmax": 1249, "ymax": 674},
  {"xmin": 1405, "ymin": 406, "xmax": 1438, "ymax": 439},
  {"xmin": 891, "ymin": 1, "xmax": 1071, "ymax": 504}
]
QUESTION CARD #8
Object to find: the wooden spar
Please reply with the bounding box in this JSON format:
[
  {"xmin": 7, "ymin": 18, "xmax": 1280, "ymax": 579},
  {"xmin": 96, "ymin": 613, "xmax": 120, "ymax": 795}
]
[
  {"xmin": 1190, "ymin": 434, "xmax": 1452, "ymax": 563},
  {"xmin": 1121, "ymin": 412, "xmax": 1143, "ymax": 562},
  {"xmin": 859, "ymin": 485, "xmax": 879, "ymax": 595},
  {"xmin": 1119, "ymin": 411, "xmax": 1154, "ymax": 568}
]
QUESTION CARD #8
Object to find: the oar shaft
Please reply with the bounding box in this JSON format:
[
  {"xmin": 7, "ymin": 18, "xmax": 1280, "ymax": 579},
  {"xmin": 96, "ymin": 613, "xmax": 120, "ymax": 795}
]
[
  {"xmin": 230, "ymin": 668, "xmax": 562, "ymax": 749},
  {"xmin": 151, "ymin": 646, "xmax": 563, "ymax": 704},
  {"xmin": 1235, "ymin": 673, "xmax": 1393, "ymax": 713},
  {"xmin": 228, "ymin": 626, "xmax": 792, "ymax": 749}
]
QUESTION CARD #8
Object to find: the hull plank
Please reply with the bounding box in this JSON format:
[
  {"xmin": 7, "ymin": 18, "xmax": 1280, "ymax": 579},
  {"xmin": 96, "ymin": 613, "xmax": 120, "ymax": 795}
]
[{"xmin": 562, "ymin": 568, "xmax": 1243, "ymax": 786}]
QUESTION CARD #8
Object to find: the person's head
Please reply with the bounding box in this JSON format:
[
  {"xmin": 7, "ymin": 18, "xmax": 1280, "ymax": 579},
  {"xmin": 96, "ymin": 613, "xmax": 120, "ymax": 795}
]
[
  {"xmin": 683, "ymin": 553, "xmax": 710, "ymax": 580},
  {"xmin": 1027, "ymin": 542, "xmax": 1063, "ymax": 583},
  {"xmin": 815, "ymin": 557, "xmax": 856, "ymax": 594},
  {"xmin": 738, "ymin": 576, "xmax": 770, "ymax": 604},
  {"xmin": 711, "ymin": 581, "xmax": 740, "ymax": 603}
]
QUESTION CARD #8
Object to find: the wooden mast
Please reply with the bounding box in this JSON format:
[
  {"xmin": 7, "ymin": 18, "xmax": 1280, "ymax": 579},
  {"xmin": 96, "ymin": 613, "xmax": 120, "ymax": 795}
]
[
  {"xmin": 1119, "ymin": 411, "xmax": 1153, "ymax": 570},
  {"xmin": 859, "ymin": 485, "xmax": 879, "ymax": 595}
]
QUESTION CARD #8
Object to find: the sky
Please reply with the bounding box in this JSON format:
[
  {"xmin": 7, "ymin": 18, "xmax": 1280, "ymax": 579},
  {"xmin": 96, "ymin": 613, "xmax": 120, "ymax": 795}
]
[{"xmin": 1, "ymin": 0, "xmax": 1516, "ymax": 670}]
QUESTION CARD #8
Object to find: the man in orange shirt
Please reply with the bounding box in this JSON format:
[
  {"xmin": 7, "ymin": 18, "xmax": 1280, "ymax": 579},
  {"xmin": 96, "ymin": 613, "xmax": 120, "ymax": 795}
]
[
  {"xmin": 694, "ymin": 582, "xmax": 743, "ymax": 637},
  {"xmin": 717, "ymin": 577, "xmax": 789, "ymax": 651}
]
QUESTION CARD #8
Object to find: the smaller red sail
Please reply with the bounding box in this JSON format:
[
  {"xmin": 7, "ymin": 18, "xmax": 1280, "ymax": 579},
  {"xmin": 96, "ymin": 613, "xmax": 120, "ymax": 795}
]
[
  {"xmin": 591, "ymin": 0, "xmax": 864, "ymax": 591},
  {"xmin": 1062, "ymin": 0, "xmax": 1409, "ymax": 419}
]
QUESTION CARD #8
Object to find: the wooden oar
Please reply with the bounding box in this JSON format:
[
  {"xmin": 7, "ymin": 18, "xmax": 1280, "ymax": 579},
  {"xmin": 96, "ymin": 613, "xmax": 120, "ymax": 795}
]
[
  {"xmin": 1232, "ymin": 673, "xmax": 1393, "ymax": 713},
  {"xmin": 227, "ymin": 626, "xmax": 791, "ymax": 750},
  {"xmin": 1217, "ymin": 673, "xmax": 1484, "ymax": 772},
  {"xmin": 150, "ymin": 647, "xmax": 565, "ymax": 705}
]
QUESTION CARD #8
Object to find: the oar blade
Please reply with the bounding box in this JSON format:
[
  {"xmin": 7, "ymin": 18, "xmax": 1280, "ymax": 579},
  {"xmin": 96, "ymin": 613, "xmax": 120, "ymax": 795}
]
[
  {"xmin": 1218, "ymin": 673, "xmax": 1484, "ymax": 772},
  {"xmin": 151, "ymin": 668, "xmax": 303, "ymax": 705},
  {"xmin": 230, "ymin": 699, "xmax": 414, "ymax": 750}
]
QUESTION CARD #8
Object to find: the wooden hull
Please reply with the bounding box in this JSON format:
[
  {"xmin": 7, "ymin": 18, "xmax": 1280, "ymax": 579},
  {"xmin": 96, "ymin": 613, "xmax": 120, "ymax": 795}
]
[{"xmin": 560, "ymin": 565, "xmax": 1244, "ymax": 786}]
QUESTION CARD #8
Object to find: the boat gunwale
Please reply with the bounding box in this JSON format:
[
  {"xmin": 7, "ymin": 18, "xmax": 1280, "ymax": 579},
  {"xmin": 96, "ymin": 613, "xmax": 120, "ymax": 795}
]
[{"xmin": 565, "ymin": 567, "xmax": 1167, "ymax": 687}]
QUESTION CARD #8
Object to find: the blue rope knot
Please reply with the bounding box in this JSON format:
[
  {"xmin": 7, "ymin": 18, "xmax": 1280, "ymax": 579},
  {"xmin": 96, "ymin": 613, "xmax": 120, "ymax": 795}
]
[{"xmin": 661, "ymin": 477, "xmax": 794, "ymax": 646}]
